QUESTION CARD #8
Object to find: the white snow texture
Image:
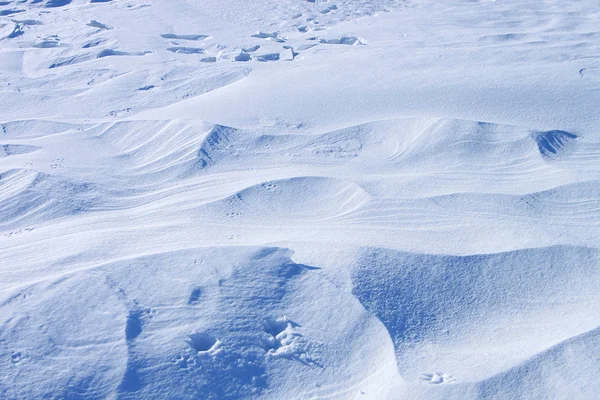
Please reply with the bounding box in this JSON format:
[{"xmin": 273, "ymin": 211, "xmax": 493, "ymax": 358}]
[{"xmin": 1, "ymin": 0, "xmax": 599, "ymax": 399}]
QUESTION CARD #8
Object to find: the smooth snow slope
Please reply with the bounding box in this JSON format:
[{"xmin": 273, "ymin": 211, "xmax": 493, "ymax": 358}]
[{"xmin": 1, "ymin": 0, "xmax": 599, "ymax": 399}]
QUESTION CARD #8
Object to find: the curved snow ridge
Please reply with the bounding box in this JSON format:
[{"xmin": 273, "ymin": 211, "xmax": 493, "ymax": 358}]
[
  {"xmin": 190, "ymin": 120, "xmax": 395, "ymax": 171},
  {"xmin": 190, "ymin": 117, "xmax": 567, "ymax": 171},
  {"xmin": 95, "ymin": 122, "xmax": 252, "ymax": 179},
  {"xmin": 195, "ymin": 124, "xmax": 243, "ymax": 170},
  {"xmin": 0, "ymin": 246, "xmax": 400, "ymax": 399},
  {"xmin": 385, "ymin": 118, "xmax": 568, "ymax": 172},
  {"xmin": 340, "ymin": 180, "xmax": 600, "ymax": 228},
  {"xmin": 11, "ymin": 117, "xmax": 583, "ymax": 194},
  {"xmin": 0, "ymin": 120, "xmax": 87, "ymax": 140},
  {"xmin": 205, "ymin": 176, "xmax": 371, "ymax": 220},
  {"xmin": 475, "ymin": 325, "xmax": 600, "ymax": 399},
  {"xmin": 95, "ymin": 120, "xmax": 218, "ymax": 182},
  {"xmin": 193, "ymin": 122, "xmax": 375, "ymax": 170},
  {"xmin": 173, "ymin": 118, "xmax": 591, "ymax": 190},
  {"xmin": 0, "ymin": 144, "xmax": 40, "ymax": 157},
  {"xmin": 0, "ymin": 169, "xmax": 136, "ymax": 230},
  {"xmin": 350, "ymin": 245, "xmax": 600, "ymax": 387}
]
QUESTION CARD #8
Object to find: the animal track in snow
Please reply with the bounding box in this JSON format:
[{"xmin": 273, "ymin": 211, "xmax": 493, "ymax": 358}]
[
  {"xmin": 186, "ymin": 332, "xmax": 220, "ymax": 353},
  {"xmin": 262, "ymin": 317, "xmax": 301, "ymax": 352},
  {"xmin": 420, "ymin": 372, "xmax": 457, "ymax": 384},
  {"xmin": 125, "ymin": 309, "xmax": 150, "ymax": 341},
  {"xmin": 10, "ymin": 351, "xmax": 22, "ymax": 364},
  {"xmin": 173, "ymin": 354, "xmax": 196, "ymax": 369},
  {"xmin": 261, "ymin": 317, "xmax": 320, "ymax": 367},
  {"xmin": 5, "ymin": 227, "xmax": 34, "ymax": 237},
  {"xmin": 109, "ymin": 107, "xmax": 133, "ymax": 117},
  {"xmin": 123, "ymin": 3, "xmax": 151, "ymax": 10},
  {"xmin": 260, "ymin": 183, "xmax": 277, "ymax": 191},
  {"xmin": 50, "ymin": 158, "xmax": 65, "ymax": 169}
]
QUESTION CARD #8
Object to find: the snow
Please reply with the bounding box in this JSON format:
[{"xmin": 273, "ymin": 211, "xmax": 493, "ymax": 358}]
[{"xmin": 1, "ymin": 0, "xmax": 599, "ymax": 399}]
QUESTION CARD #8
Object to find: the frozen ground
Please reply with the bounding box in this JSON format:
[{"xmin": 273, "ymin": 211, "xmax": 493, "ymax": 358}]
[{"xmin": 1, "ymin": 0, "xmax": 599, "ymax": 399}]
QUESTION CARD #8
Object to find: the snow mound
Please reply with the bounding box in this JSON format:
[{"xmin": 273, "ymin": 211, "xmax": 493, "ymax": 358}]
[
  {"xmin": 0, "ymin": 169, "xmax": 107, "ymax": 229},
  {"xmin": 210, "ymin": 176, "xmax": 370, "ymax": 220},
  {"xmin": 0, "ymin": 247, "xmax": 399, "ymax": 399},
  {"xmin": 352, "ymin": 246, "xmax": 600, "ymax": 387},
  {"xmin": 1, "ymin": 0, "xmax": 600, "ymax": 398}
]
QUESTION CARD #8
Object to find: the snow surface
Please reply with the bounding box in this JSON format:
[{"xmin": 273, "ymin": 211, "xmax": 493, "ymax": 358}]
[{"xmin": 1, "ymin": 0, "xmax": 599, "ymax": 399}]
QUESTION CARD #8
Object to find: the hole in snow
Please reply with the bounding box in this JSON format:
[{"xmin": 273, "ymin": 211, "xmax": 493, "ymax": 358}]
[{"xmin": 186, "ymin": 332, "xmax": 217, "ymax": 352}]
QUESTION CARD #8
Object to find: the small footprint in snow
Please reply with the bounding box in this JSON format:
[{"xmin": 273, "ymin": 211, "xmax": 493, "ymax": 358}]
[
  {"xmin": 11, "ymin": 351, "xmax": 22, "ymax": 364},
  {"xmin": 109, "ymin": 107, "xmax": 133, "ymax": 117},
  {"xmin": 127, "ymin": 4, "xmax": 151, "ymax": 10},
  {"xmin": 51, "ymin": 158, "xmax": 64, "ymax": 169},
  {"xmin": 173, "ymin": 354, "xmax": 196, "ymax": 369},
  {"xmin": 262, "ymin": 317, "xmax": 320, "ymax": 367},
  {"xmin": 262, "ymin": 317, "xmax": 301, "ymax": 352},
  {"xmin": 5, "ymin": 227, "xmax": 34, "ymax": 237}
]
